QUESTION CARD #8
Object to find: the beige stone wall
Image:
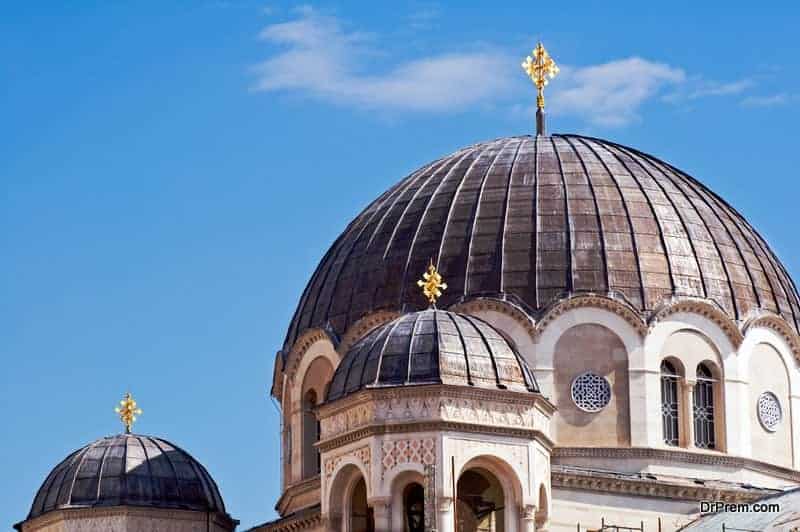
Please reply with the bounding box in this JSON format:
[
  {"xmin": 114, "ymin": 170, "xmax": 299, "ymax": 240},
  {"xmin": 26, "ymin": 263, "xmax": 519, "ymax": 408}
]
[
  {"xmin": 552, "ymin": 324, "xmax": 631, "ymax": 446},
  {"xmin": 749, "ymin": 342, "xmax": 792, "ymax": 468}
]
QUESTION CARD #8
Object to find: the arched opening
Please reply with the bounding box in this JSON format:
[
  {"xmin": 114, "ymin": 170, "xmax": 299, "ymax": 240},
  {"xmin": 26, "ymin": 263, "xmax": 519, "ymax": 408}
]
[
  {"xmin": 350, "ymin": 477, "xmax": 374, "ymax": 532},
  {"xmin": 693, "ymin": 363, "xmax": 716, "ymax": 449},
  {"xmin": 535, "ymin": 484, "xmax": 548, "ymax": 529},
  {"xmin": 301, "ymin": 389, "xmax": 320, "ymax": 478},
  {"xmin": 403, "ymin": 482, "xmax": 425, "ymax": 532},
  {"xmin": 660, "ymin": 359, "xmax": 680, "ymax": 446},
  {"xmin": 456, "ymin": 468, "xmax": 505, "ymax": 532}
]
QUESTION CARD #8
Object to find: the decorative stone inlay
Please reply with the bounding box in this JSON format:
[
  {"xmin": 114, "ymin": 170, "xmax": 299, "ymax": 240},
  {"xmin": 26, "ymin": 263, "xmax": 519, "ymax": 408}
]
[
  {"xmin": 321, "ymin": 403, "xmax": 375, "ymax": 439},
  {"xmin": 570, "ymin": 372, "xmax": 611, "ymax": 413},
  {"xmin": 757, "ymin": 392, "xmax": 782, "ymax": 432},
  {"xmin": 380, "ymin": 438, "xmax": 435, "ymax": 479},
  {"xmin": 323, "ymin": 445, "xmax": 371, "ymax": 479}
]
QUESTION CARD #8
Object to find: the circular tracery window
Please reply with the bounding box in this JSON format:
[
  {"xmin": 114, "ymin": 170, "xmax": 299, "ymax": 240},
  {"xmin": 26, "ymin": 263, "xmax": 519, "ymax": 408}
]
[
  {"xmin": 757, "ymin": 392, "xmax": 782, "ymax": 432},
  {"xmin": 571, "ymin": 372, "xmax": 611, "ymax": 413}
]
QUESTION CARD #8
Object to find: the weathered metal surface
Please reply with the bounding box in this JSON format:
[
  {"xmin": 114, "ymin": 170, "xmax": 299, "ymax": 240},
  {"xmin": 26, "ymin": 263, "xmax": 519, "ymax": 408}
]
[
  {"xmin": 27, "ymin": 434, "xmax": 227, "ymax": 520},
  {"xmin": 285, "ymin": 135, "xmax": 800, "ymax": 353},
  {"xmin": 326, "ymin": 309, "xmax": 539, "ymax": 402}
]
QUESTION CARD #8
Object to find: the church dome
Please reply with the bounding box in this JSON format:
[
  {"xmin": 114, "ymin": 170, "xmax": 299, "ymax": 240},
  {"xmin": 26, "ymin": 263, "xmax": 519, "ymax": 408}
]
[
  {"xmin": 26, "ymin": 433, "xmax": 227, "ymax": 521},
  {"xmin": 326, "ymin": 308, "xmax": 539, "ymax": 402},
  {"xmin": 285, "ymin": 134, "xmax": 800, "ymax": 351}
]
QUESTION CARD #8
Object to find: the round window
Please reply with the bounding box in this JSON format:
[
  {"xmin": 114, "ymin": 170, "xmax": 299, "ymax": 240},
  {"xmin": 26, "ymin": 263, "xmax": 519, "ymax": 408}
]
[
  {"xmin": 757, "ymin": 392, "xmax": 782, "ymax": 432},
  {"xmin": 571, "ymin": 372, "xmax": 611, "ymax": 413}
]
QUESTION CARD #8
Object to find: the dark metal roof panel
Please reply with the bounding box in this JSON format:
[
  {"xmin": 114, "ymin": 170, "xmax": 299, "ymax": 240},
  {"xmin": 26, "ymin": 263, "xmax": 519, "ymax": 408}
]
[{"xmin": 285, "ymin": 135, "xmax": 800, "ymax": 353}]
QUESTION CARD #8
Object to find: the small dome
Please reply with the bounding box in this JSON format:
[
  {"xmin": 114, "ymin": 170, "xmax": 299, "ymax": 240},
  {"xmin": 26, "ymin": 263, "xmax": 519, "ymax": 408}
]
[
  {"xmin": 26, "ymin": 433, "xmax": 228, "ymax": 520},
  {"xmin": 326, "ymin": 309, "xmax": 539, "ymax": 402}
]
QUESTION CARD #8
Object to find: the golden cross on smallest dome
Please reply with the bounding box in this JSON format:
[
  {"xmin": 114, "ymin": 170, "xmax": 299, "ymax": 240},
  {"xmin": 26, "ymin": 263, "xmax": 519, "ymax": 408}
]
[
  {"xmin": 115, "ymin": 392, "xmax": 142, "ymax": 434},
  {"xmin": 522, "ymin": 42, "xmax": 560, "ymax": 110},
  {"xmin": 417, "ymin": 261, "xmax": 447, "ymax": 307}
]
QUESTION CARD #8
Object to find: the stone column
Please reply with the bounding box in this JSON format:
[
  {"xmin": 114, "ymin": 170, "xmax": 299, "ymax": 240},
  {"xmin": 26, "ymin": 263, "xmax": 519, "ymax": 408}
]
[
  {"xmin": 369, "ymin": 497, "xmax": 391, "ymax": 532},
  {"xmin": 521, "ymin": 504, "xmax": 537, "ymax": 532},
  {"xmin": 437, "ymin": 497, "xmax": 454, "ymax": 532},
  {"xmin": 681, "ymin": 378, "xmax": 696, "ymax": 448}
]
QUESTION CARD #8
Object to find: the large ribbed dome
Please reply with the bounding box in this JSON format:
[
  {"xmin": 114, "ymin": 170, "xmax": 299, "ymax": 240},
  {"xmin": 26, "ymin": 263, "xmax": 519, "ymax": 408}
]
[
  {"xmin": 327, "ymin": 309, "xmax": 538, "ymax": 402},
  {"xmin": 285, "ymin": 134, "xmax": 800, "ymax": 351},
  {"xmin": 26, "ymin": 434, "xmax": 228, "ymax": 521}
]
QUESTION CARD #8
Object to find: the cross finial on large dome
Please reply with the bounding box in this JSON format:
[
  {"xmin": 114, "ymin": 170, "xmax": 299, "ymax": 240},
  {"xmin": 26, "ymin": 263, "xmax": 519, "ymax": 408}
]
[{"xmin": 521, "ymin": 42, "xmax": 559, "ymax": 135}]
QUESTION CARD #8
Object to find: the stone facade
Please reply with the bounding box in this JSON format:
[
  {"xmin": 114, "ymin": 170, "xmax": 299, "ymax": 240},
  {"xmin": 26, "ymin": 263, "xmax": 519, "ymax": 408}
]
[{"xmin": 16, "ymin": 507, "xmax": 236, "ymax": 532}]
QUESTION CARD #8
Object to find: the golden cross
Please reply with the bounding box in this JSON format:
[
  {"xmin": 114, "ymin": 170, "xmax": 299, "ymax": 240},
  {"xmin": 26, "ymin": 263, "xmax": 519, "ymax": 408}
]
[
  {"xmin": 521, "ymin": 42, "xmax": 560, "ymax": 110},
  {"xmin": 115, "ymin": 392, "xmax": 143, "ymax": 433},
  {"xmin": 417, "ymin": 261, "xmax": 447, "ymax": 307}
]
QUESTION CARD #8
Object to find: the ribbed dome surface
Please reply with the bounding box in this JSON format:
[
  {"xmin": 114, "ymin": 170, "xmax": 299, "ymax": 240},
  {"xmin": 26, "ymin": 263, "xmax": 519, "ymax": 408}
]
[
  {"xmin": 286, "ymin": 135, "xmax": 800, "ymax": 351},
  {"xmin": 27, "ymin": 434, "xmax": 227, "ymax": 520},
  {"xmin": 327, "ymin": 309, "xmax": 538, "ymax": 402}
]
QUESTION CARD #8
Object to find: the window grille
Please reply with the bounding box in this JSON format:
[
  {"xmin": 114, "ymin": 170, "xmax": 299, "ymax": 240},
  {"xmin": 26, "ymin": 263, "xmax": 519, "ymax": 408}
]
[
  {"xmin": 660, "ymin": 360, "xmax": 679, "ymax": 446},
  {"xmin": 693, "ymin": 364, "xmax": 716, "ymax": 449},
  {"xmin": 571, "ymin": 372, "xmax": 611, "ymax": 413},
  {"xmin": 757, "ymin": 392, "xmax": 782, "ymax": 432}
]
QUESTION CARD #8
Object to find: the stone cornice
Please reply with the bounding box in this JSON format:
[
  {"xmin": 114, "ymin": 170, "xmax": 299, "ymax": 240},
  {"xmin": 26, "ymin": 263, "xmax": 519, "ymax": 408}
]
[
  {"xmin": 275, "ymin": 476, "xmax": 321, "ymax": 516},
  {"xmin": 554, "ymin": 446, "xmax": 800, "ymax": 483},
  {"xmin": 317, "ymin": 420, "xmax": 554, "ymax": 453},
  {"xmin": 16, "ymin": 506, "xmax": 237, "ymax": 532},
  {"xmin": 248, "ymin": 506, "xmax": 322, "ymax": 532},
  {"xmin": 552, "ymin": 466, "xmax": 775, "ymax": 504}
]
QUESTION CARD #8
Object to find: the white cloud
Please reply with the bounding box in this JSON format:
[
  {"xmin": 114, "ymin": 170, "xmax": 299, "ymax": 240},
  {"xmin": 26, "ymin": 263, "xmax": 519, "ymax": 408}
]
[
  {"xmin": 252, "ymin": 10, "xmax": 513, "ymax": 112},
  {"xmin": 741, "ymin": 92, "xmax": 795, "ymax": 107},
  {"xmin": 251, "ymin": 10, "xmax": 778, "ymax": 127},
  {"xmin": 549, "ymin": 58, "xmax": 685, "ymax": 127}
]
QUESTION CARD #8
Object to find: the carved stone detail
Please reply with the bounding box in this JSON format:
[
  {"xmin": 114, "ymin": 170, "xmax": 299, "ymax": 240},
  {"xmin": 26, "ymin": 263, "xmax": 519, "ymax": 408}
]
[
  {"xmin": 648, "ymin": 297, "xmax": 744, "ymax": 348},
  {"xmin": 323, "ymin": 445, "xmax": 371, "ymax": 479},
  {"xmin": 380, "ymin": 438, "xmax": 435, "ymax": 479},
  {"xmin": 534, "ymin": 293, "xmax": 648, "ymax": 339}
]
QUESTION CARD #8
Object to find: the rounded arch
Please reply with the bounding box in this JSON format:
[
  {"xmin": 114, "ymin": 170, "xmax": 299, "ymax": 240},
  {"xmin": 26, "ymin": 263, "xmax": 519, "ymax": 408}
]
[
  {"xmin": 739, "ymin": 326, "xmax": 800, "ymax": 396},
  {"xmin": 338, "ymin": 310, "xmax": 401, "ymax": 355},
  {"xmin": 387, "ymin": 468, "xmax": 426, "ymax": 532},
  {"xmin": 456, "ymin": 456, "xmax": 523, "ymax": 532},
  {"xmin": 535, "ymin": 483, "xmax": 549, "ymax": 530},
  {"xmin": 327, "ymin": 460, "xmax": 371, "ymax": 530}
]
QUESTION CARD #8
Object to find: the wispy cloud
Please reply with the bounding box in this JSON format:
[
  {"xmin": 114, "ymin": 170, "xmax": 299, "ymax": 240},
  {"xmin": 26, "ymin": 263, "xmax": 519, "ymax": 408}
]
[
  {"xmin": 252, "ymin": 8, "xmax": 512, "ymax": 112},
  {"xmin": 252, "ymin": 9, "xmax": 782, "ymax": 127},
  {"xmin": 741, "ymin": 92, "xmax": 796, "ymax": 107},
  {"xmin": 549, "ymin": 58, "xmax": 685, "ymax": 127}
]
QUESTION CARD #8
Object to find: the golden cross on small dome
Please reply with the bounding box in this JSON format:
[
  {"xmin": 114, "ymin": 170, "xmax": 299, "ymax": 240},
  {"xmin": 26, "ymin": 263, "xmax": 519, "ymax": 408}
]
[
  {"xmin": 417, "ymin": 261, "xmax": 447, "ymax": 307},
  {"xmin": 522, "ymin": 42, "xmax": 560, "ymax": 110},
  {"xmin": 115, "ymin": 392, "xmax": 143, "ymax": 434}
]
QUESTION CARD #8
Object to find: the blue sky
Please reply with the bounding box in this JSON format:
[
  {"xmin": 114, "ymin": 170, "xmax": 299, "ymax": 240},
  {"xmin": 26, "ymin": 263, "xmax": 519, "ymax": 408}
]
[{"xmin": 2, "ymin": 1, "xmax": 799, "ymax": 529}]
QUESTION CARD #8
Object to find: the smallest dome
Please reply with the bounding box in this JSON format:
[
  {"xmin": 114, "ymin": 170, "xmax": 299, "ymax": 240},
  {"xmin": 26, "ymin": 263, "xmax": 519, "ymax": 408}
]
[
  {"xmin": 327, "ymin": 309, "xmax": 539, "ymax": 402},
  {"xmin": 24, "ymin": 434, "xmax": 231, "ymax": 523}
]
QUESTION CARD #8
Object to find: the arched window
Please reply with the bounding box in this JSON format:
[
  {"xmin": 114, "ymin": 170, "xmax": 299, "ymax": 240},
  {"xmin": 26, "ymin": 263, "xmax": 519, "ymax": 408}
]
[
  {"xmin": 660, "ymin": 360, "xmax": 680, "ymax": 446},
  {"xmin": 693, "ymin": 363, "xmax": 716, "ymax": 449},
  {"xmin": 302, "ymin": 390, "xmax": 320, "ymax": 477},
  {"xmin": 403, "ymin": 483, "xmax": 425, "ymax": 532}
]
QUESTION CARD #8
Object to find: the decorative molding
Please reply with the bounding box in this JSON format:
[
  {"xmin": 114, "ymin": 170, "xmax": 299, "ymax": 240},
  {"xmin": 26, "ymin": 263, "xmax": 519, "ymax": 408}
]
[
  {"xmin": 284, "ymin": 328, "xmax": 338, "ymax": 382},
  {"xmin": 275, "ymin": 476, "xmax": 320, "ymax": 516},
  {"xmin": 319, "ymin": 385, "xmax": 553, "ymax": 443},
  {"xmin": 742, "ymin": 311, "xmax": 800, "ymax": 364},
  {"xmin": 248, "ymin": 506, "xmax": 322, "ymax": 532},
  {"xmin": 553, "ymin": 447, "xmax": 800, "ymax": 482},
  {"xmin": 337, "ymin": 310, "xmax": 401, "ymax": 355},
  {"xmin": 648, "ymin": 297, "xmax": 744, "ymax": 348},
  {"xmin": 323, "ymin": 445, "xmax": 371, "ymax": 479},
  {"xmin": 534, "ymin": 294, "xmax": 648, "ymax": 340},
  {"xmin": 450, "ymin": 297, "xmax": 537, "ymax": 339},
  {"xmin": 17, "ymin": 506, "xmax": 237, "ymax": 532},
  {"xmin": 552, "ymin": 466, "xmax": 775, "ymax": 504},
  {"xmin": 380, "ymin": 438, "xmax": 435, "ymax": 480}
]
